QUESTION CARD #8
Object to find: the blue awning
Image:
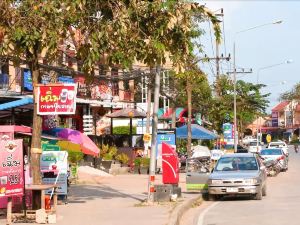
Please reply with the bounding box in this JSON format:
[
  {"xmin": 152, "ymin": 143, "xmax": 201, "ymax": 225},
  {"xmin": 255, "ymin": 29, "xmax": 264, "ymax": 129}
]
[
  {"xmin": 176, "ymin": 124, "xmax": 218, "ymax": 140},
  {"xmin": 0, "ymin": 97, "xmax": 33, "ymax": 111}
]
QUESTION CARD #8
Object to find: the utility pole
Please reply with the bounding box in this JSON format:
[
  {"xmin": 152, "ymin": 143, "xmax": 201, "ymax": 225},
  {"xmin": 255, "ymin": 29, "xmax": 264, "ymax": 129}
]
[
  {"xmin": 227, "ymin": 68, "xmax": 252, "ymax": 151},
  {"xmin": 147, "ymin": 65, "xmax": 161, "ymax": 203}
]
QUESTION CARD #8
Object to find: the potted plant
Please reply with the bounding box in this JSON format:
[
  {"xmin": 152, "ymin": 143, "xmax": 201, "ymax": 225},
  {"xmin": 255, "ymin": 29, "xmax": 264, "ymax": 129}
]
[
  {"xmin": 134, "ymin": 157, "xmax": 150, "ymax": 174},
  {"xmin": 116, "ymin": 153, "xmax": 130, "ymax": 174},
  {"xmin": 100, "ymin": 144, "xmax": 118, "ymax": 170}
]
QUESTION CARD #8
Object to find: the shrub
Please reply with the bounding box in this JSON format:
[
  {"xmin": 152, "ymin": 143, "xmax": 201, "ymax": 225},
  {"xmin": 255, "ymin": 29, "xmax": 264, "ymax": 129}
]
[
  {"xmin": 113, "ymin": 126, "xmax": 136, "ymax": 134},
  {"xmin": 68, "ymin": 151, "xmax": 84, "ymax": 164},
  {"xmin": 140, "ymin": 157, "xmax": 150, "ymax": 167},
  {"xmin": 103, "ymin": 153, "xmax": 113, "ymax": 161},
  {"xmin": 116, "ymin": 153, "xmax": 129, "ymax": 165}
]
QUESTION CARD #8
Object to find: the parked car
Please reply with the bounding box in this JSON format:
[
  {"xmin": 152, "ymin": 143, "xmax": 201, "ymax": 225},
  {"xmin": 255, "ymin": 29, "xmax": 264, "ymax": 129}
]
[
  {"xmin": 242, "ymin": 136, "xmax": 256, "ymax": 145},
  {"xmin": 248, "ymin": 141, "xmax": 263, "ymax": 153},
  {"xmin": 267, "ymin": 141, "xmax": 289, "ymax": 156},
  {"xmin": 259, "ymin": 148, "xmax": 288, "ymax": 172},
  {"xmin": 207, "ymin": 153, "xmax": 267, "ymax": 200}
]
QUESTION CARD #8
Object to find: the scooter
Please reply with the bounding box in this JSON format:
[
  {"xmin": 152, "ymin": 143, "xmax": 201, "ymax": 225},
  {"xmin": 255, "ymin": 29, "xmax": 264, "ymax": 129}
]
[{"xmin": 262, "ymin": 158, "xmax": 281, "ymax": 177}]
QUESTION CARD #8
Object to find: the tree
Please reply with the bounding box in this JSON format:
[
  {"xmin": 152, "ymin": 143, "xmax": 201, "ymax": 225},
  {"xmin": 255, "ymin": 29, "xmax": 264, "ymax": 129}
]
[
  {"xmin": 280, "ymin": 82, "xmax": 300, "ymax": 101},
  {"xmin": 208, "ymin": 75, "xmax": 270, "ymax": 135},
  {"xmin": 0, "ymin": 0, "xmax": 78, "ymax": 184}
]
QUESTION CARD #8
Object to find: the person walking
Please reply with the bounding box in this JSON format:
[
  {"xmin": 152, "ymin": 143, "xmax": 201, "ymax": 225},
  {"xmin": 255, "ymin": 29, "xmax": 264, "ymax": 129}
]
[{"xmin": 294, "ymin": 144, "xmax": 298, "ymax": 153}]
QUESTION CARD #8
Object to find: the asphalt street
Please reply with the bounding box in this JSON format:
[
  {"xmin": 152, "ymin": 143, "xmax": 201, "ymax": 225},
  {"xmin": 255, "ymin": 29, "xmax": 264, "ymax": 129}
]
[{"xmin": 198, "ymin": 146, "xmax": 300, "ymax": 225}]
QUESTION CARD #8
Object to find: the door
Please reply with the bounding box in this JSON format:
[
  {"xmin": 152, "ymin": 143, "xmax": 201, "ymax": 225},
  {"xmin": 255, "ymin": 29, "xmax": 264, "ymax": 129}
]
[{"xmin": 186, "ymin": 158, "xmax": 211, "ymax": 192}]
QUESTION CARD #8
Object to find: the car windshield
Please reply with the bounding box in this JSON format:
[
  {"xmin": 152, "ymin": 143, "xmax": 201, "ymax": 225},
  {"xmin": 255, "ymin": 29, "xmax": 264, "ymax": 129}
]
[
  {"xmin": 215, "ymin": 156, "xmax": 258, "ymax": 171},
  {"xmin": 260, "ymin": 149, "xmax": 282, "ymax": 155},
  {"xmin": 249, "ymin": 142, "xmax": 258, "ymax": 146},
  {"xmin": 270, "ymin": 143, "xmax": 285, "ymax": 147}
]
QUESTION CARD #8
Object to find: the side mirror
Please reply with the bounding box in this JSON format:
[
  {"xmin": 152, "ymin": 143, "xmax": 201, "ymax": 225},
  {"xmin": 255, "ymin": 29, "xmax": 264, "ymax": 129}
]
[{"xmin": 211, "ymin": 168, "xmax": 214, "ymax": 173}]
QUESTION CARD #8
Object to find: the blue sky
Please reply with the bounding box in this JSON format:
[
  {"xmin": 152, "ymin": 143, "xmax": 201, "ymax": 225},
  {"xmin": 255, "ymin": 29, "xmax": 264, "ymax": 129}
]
[{"xmin": 198, "ymin": 1, "xmax": 299, "ymax": 113}]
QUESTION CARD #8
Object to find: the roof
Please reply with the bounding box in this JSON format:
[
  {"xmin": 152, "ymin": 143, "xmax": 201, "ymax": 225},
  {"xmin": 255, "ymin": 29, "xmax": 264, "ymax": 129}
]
[
  {"xmin": 176, "ymin": 124, "xmax": 218, "ymax": 140},
  {"xmin": 106, "ymin": 108, "xmax": 146, "ymax": 118},
  {"xmin": 0, "ymin": 97, "xmax": 33, "ymax": 111},
  {"xmin": 272, "ymin": 101, "xmax": 290, "ymax": 112}
]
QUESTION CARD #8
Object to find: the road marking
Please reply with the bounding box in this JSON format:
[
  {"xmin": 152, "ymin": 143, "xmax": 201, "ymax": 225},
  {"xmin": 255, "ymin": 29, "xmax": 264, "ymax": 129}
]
[{"xmin": 197, "ymin": 202, "xmax": 220, "ymax": 225}]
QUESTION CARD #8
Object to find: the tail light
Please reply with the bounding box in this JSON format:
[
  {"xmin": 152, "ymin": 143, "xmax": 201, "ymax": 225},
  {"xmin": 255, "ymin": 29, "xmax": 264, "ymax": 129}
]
[{"xmin": 278, "ymin": 155, "xmax": 284, "ymax": 160}]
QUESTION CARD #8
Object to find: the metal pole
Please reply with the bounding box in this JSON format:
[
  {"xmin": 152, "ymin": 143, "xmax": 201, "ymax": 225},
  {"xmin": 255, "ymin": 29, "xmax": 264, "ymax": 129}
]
[
  {"xmin": 233, "ymin": 42, "xmax": 238, "ymax": 152},
  {"xmin": 147, "ymin": 65, "xmax": 161, "ymax": 203}
]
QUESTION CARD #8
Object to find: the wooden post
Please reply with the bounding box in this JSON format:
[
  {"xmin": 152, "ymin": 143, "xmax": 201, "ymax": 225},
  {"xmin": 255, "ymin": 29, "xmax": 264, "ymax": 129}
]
[{"xmin": 6, "ymin": 197, "xmax": 12, "ymax": 225}]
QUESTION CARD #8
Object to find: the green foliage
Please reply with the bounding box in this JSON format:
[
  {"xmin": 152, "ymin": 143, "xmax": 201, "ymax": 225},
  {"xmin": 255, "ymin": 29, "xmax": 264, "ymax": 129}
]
[
  {"xmin": 134, "ymin": 157, "xmax": 150, "ymax": 168},
  {"xmin": 280, "ymin": 82, "xmax": 300, "ymax": 101},
  {"xmin": 116, "ymin": 153, "xmax": 129, "ymax": 165},
  {"xmin": 291, "ymin": 135, "xmax": 299, "ymax": 144},
  {"xmin": 68, "ymin": 151, "xmax": 84, "ymax": 164},
  {"xmin": 99, "ymin": 144, "xmax": 117, "ymax": 160},
  {"xmin": 113, "ymin": 126, "xmax": 136, "ymax": 135}
]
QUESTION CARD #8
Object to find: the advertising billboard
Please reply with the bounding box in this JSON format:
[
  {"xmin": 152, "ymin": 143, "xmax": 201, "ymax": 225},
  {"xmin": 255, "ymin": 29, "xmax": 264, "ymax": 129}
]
[
  {"xmin": 0, "ymin": 139, "xmax": 24, "ymax": 198},
  {"xmin": 37, "ymin": 84, "xmax": 77, "ymax": 115}
]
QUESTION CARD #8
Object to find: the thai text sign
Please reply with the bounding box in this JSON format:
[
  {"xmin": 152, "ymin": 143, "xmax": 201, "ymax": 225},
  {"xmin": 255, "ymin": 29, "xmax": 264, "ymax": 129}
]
[
  {"xmin": 0, "ymin": 139, "xmax": 24, "ymax": 198},
  {"xmin": 37, "ymin": 84, "xmax": 77, "ymax": 115}
]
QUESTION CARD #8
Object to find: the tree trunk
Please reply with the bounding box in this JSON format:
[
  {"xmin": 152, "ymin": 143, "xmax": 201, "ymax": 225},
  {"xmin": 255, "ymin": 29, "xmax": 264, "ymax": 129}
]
[
  {"xmin": 186, "ymin": 78, "xmax": 192, "ymax": 158},
  {"xmin": 171, "ymin": 103, "xmax": 176, "ymax": 129},
  {"xmin": 30, "ymin": 57, "xmax": 42, "ymax": 185}
]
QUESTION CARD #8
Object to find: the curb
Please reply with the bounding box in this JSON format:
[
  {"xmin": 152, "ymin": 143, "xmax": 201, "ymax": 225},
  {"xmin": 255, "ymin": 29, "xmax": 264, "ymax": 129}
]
[{"xmin": 168, "ymin": 196, "xmax": 202, "ymax": 225}]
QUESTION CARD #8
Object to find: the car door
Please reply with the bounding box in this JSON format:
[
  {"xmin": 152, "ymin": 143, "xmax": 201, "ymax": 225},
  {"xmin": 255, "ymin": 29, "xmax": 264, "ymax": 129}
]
[{"xmin": 186, "ymin": 158, "xmax": 210, "ymax": 192}]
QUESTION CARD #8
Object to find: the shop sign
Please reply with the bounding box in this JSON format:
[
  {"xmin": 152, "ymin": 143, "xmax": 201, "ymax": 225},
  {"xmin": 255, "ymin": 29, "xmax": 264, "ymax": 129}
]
[
  {"xmin": 40, "ymin": 151, "xmax": 68, "ymax": 195},
  {"xmin": 37, "ymin": 84, "xmax": 77, "ymax": 115},
  {"xmin": 23, "ymin": 69, "xmax": 33, "ymax": 92},
  {"xmin": 0, "ymin": 139, "xmax": 24, "ymax": 198},
  {"xmin": 91, "ymin": 80, "xmax": 112, "ymax": 101}
]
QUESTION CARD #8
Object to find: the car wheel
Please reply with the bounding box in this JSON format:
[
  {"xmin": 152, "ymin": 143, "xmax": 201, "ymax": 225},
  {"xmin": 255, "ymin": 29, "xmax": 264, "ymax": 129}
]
[
  {"xmin": 255, "ymin": 186, "xmax": 263, "ymax": 200},
  {"xmin": 208, "ymin": 194, "xmax": 217, "ymax": 201},
  {"xmin": 262, "ymin": 184, "xmax": 267, "ymax": 196}
]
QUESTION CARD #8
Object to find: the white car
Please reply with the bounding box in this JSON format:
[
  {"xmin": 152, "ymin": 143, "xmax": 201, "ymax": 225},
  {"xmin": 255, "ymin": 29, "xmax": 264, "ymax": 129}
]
[
  {"xmin": 267, "ymin": 141, "xmax": 289, "ymax": 156},
  {"xmin": 248, "ymin": 141, "xmax": 263, "ymax": 153},
  {"xmin": 242, "ymin": 136, "xmax": 257, "ymax": 145}
]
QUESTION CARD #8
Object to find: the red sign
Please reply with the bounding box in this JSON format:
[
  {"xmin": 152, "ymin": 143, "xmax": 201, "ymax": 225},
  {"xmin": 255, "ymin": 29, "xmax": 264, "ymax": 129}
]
[
  {"xmin": 162, "ymin": 142, "xmax": 179, "ymax": 185},
  {"xmin": 37, "ymin": 84, "xmax": 77, "ymax": 115},
  {"xmin": 0, "ymin": 140, "xmax": 24, "ymax": 198}
]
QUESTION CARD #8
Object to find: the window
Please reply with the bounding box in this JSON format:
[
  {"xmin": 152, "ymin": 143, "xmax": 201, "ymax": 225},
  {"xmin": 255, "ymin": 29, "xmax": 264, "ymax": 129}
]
[{"xmin": 111, "ymin": 67, "xmax": 119, "ymax": 96}]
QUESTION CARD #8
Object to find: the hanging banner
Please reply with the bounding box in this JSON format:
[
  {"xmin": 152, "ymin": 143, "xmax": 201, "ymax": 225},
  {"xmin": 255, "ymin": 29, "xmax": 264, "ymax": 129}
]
[
  {"xmin": 0, "ymin": 139, "xmax": 24, "ymax": 198},
  {"xmin": 37, "ymin": 84, "xmax": 77, "ymax": 115}
]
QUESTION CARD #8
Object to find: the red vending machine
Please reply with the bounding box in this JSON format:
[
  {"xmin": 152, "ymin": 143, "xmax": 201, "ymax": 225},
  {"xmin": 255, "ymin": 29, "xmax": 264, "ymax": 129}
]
[{"xmin": 162, "ymin": 142, "xmax": 179, "ymax": 185}]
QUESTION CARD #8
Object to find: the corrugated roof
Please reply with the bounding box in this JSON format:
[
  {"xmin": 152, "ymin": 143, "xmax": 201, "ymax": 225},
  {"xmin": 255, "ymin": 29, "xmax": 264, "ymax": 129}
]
[{"xmin": 272, "ymin": 101, "xmax": 290, "ymax": 112}]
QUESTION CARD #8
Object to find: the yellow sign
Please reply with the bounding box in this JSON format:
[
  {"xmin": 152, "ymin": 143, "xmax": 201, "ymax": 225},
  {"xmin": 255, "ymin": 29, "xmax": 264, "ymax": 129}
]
[
  {"xmin": 266, "ymin": 134, "xmax": 272, "ymax": 143},
  {"xmin": 143, "ymin": 133, "xmax": 151, "ymax": 142}
]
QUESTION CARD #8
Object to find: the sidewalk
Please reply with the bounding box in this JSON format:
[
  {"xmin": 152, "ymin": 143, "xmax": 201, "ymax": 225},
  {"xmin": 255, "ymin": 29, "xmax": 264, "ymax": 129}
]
[{"xmin": 1, "ymin": 172, "xmax": 198, "ymax": 225}]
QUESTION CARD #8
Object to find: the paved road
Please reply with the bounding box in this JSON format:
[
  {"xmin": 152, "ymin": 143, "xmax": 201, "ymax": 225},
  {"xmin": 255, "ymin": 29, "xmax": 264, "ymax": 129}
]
[{"xmin": 197, "ymin": 146, "xmax": 300, "ymax": 225}]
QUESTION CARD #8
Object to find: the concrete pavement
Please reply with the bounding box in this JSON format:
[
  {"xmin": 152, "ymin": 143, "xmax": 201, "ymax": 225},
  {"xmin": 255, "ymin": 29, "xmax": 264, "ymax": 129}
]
[{"xmin": 0, "ymin": 172, "xmax": 199, "ymax": 225}]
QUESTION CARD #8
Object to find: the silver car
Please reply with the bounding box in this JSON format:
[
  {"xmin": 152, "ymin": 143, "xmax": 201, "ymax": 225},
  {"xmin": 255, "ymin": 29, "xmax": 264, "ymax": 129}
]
[{"xmin": 207, "ymin": 153, "xmax": 267, "ymax": 200}]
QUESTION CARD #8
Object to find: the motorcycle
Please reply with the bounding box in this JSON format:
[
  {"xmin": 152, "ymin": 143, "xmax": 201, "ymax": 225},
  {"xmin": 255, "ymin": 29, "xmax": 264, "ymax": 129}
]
[{"xmin": 262, "ymin": 158, "xmax": 281, "ymax": 177}]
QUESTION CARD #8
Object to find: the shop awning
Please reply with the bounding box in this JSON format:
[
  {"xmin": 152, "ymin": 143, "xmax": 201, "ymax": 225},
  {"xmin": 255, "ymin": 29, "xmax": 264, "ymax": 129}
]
[
  {"xmin": 0, "ymin": 97, "xmax": 33, "ymax": 111},
  {"xmin": 176, "ymin": 124, "xmax": 218, "ymax": 140}
]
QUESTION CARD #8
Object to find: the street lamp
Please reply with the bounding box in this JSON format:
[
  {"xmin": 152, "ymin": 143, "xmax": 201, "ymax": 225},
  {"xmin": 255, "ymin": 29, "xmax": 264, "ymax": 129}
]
[
  {"xmin": 255, "ymin": 59, "xmax": 293, "ymax": 148},
  {"xmin": 233, "ymin": 20, "xmax": 282, "ymax": 152}
]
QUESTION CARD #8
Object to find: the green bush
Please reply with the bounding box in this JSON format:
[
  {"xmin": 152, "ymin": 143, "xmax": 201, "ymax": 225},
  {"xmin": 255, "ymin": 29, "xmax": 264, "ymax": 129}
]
[
  {"xmin": 113, "ymin": 126, "xmax": 136, "ymax": 134},
  {"xmin": 140, "ymin": 157, "xmax": 150, "ymax": 167},
  {"xmin": 68, "ymin": 151, "xmax": 84, "ymax": 164},
  {"xmin": 116, "ymin": 153, "xmax": 129, "ymax": 165},
  {"xmin": 99, "ymin": 144, "xmax": 118, "ymax": 160}
]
